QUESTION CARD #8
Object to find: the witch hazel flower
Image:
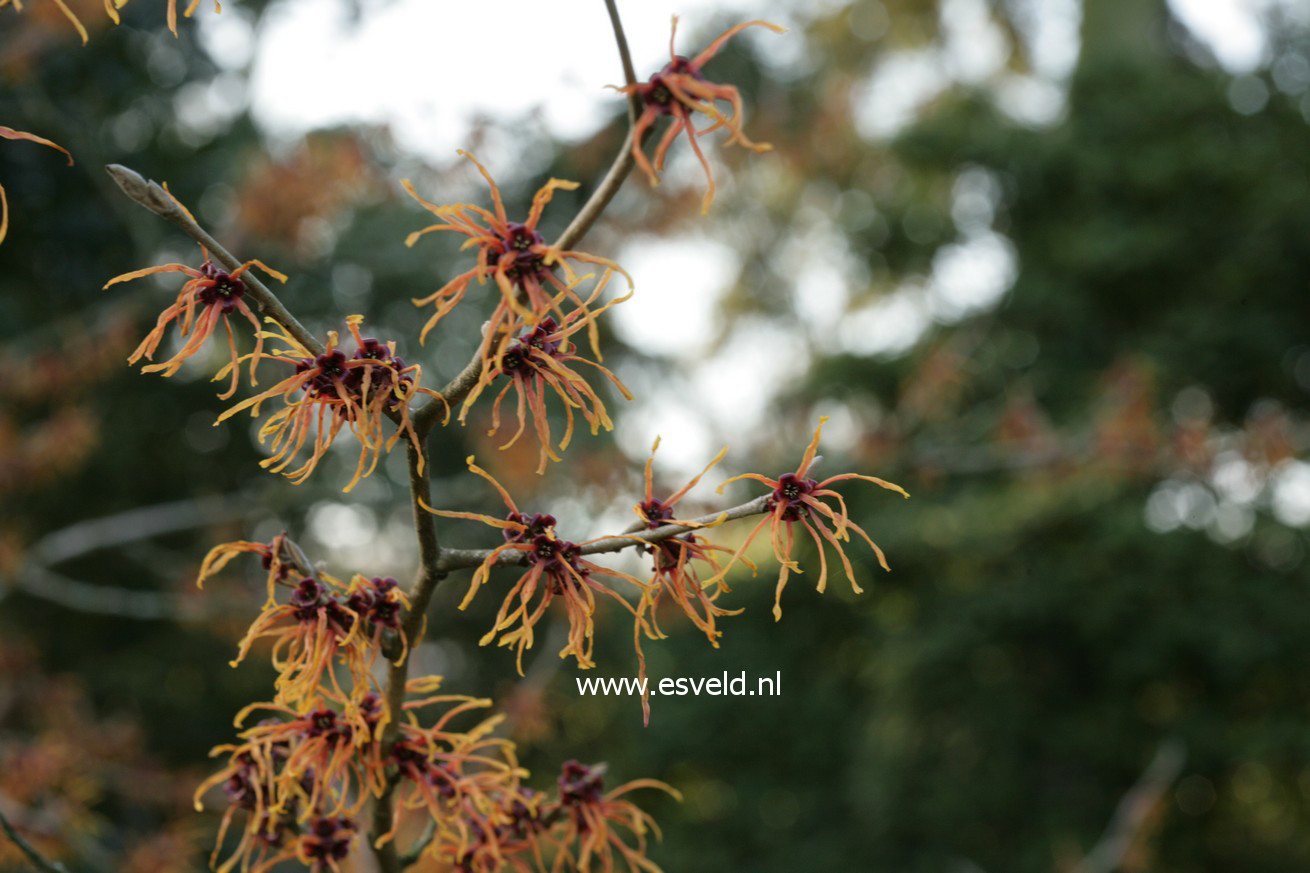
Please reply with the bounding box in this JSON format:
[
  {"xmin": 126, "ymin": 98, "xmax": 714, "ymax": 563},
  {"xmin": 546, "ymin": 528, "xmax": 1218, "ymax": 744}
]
[
  {"xmin": 216, "ymin": 315, "xmax": 444, "ymax": 491},
  {"xmin": 199, "ymin": 543, "xmax": 409, "ymax": 709},
  {"xmin": 196, "ymin": 532, "xmax": 304, "ymax": 605},
  {"xmin": 105, "ymin": 238, "xmax": 288, "ymax": 399},
  {"xmin": 424, "ymin": 458, "xmax": 653, "ymax": 675},
  {"xmin": 403, "ymin": 150, "xmax": 630, "ymax": 357},
  {"xmin": 195, "ymin": 694, "xmax": 387, "ymax": 872},
  {"xmin": 713, "ymin": 417, "xmax": 909, "ymax": 620},
  {"xmin": 377, "ymin": 677, "xmax": 527, "ymax": 860},
  {"xmin": 554, "ymin": 760, "xmax": 679, "ymax": 873},
  {"xmin": 615, "ymin": 17, "xmax": 784, "ymax": 213},
  {"xmin": 461, "ymin": 274, "xmax": 632, "ymax": 474},
  {"xmin": 632, "ymin": 438, "xmax": 744, "ymax": 647}
]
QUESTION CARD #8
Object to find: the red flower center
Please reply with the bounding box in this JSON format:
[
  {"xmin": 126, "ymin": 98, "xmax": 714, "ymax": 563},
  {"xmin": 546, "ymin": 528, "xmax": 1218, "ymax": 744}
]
[
  {"xmin": 197, "ymin": 262, "xmax": 247, "ymax": 312},
  {"xmin": 769, "ymin": 472, "xmax": 818, "ymax": 520}
]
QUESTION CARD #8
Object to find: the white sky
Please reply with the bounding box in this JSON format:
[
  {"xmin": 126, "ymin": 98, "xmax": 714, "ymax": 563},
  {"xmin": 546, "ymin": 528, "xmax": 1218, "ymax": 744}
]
[
  {"xmin": 216, "ymin": 0, "xmax": 775, "ymax": 158},
  {"xmin": 211, "ymin": 0, "xmax": 1284, "ymax": 148}
]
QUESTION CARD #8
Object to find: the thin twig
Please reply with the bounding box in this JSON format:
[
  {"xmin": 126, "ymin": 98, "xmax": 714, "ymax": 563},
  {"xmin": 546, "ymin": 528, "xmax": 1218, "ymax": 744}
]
[
  {"xmin": 31, "ymin": 495, "xmax": 245, "ymax": 565},
  {"xmin": 0, "ymin": 805, "xmax": 69, "ymax": 873},
  {"xmin": 415, "ymin": 349, "xmax": 482, "ymax": 435},
  {"xmin": 105, "ymin": 162, "xmax": 457, "ymax": 439},
  {"xmin": 434, "ymin": 495, "xmax": 771, "ymax": 573},
  {"xmin": 1072, "ymin": 740, "xmax": 1186, "ymax": 873},
  {"xmin": 555, "ymin": 0, "xmax": 643, "ymax": 254},
  {"xmin": 7, "ymin": 564, "xmax": 192, "ymax": 621},
  {"xmin": 102, "ymin": 158, "xmax": 444, "ymax": 873},
  {"xmin": 398, "ymin": 818, "xmax": 437, "ymax": 869}
]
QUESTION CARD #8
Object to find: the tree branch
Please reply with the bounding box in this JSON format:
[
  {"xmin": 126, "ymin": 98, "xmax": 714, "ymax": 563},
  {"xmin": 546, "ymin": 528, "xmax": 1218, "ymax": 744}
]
[
  {"xmin": 435, "ymin": 495, "xmax": 771, "ymax": 573},
  {"xmin": 555, "ymin": 0, "xmax": 642, "ymax": 254},
  {"xmin": 381, "ymin": 6, "xmax": 646, "ymax": 864},
  {"xmin": 1072, "ymin": 740, "xmax": 1186, "ymax": 873},
  {"xmin": 415, "ymin": 348, "xmax": 482, "ymax": 435},
  {"xmin": 103, "ymin": 7, "xmax": 649, "ymax": 870},
  {"xmin": 398, "ymin": 819, "xmax": 437, "ymax": 869},
  {"xmin": 0, "ymin": 805, "xmax": 69, "ymax": 873},
  {"xmin": 372, "ymin": 378, "xmax": 447, "ymax": 873}
]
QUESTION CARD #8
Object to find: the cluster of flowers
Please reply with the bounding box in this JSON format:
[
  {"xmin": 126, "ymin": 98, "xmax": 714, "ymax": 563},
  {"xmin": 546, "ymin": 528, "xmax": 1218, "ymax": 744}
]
[
  {"xmin": 195, "ymin": 534, "xmax": 674, "ymax": 871},
  {"xmin": 216, "ymin": 314, "xmax": 444, "ymax": 492},
  {"xmin": 430, "ymin": 417, "xmax": 908, "ymax": 723},
  {"xmin": 74, "ymin": 8, "xmax": 912, "ymax": 869},
  {"xmin": 96, "ymin": 15, "xmax": 785, "ymax": 489},
  {"xmin": 402, "ymin": 152, "xmax": 632, "ymax": 475},
  {"xmin": 106, "ymin": 232, "xmax": 443, "ymax": 491},
  {"xmin": 394, "ymin": 17, "xmax": 784, "ymax": 472}
]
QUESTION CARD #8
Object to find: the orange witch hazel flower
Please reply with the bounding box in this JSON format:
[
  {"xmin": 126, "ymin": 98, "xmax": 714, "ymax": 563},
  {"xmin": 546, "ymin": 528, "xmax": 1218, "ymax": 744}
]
[
  {"xmin": 197, "ymin": 532, "xmax": 303, "ymax": 603},
  {"xmin": 0, "ymin": 125, "xmax": 73, "ymax": 245},
  {"xmin": 230, "ymin": 573, "xmax": 408, "ymax": 707},
  {"xmin": 633, "ymin": 438, "xmax": 745, "ymax": 646},
  {"xmin": 197, "ymin": 535, "xmax": 409, "ymax": 706},
  {"xmin": 195, "ymin": 694, "xmax": 387, "ymax": 873},
  {"xmin": 379, "ymin": 677, "xmax": 527, "ymax": 859},
  {"xmin": 402, "ymin": 150, "xmax": 629, "ymax": 349},
  {"xmin": 105, "ymin": 242, "xmax": 288, "ymax": 399},
  {"xmin": 462, "ymin": 275, "xmax": 633, "ymax": 474},
  {"xmin": 217, "ymin": 315, "xmax": 445, "ymax": 491},
  {"xmin": 553, "ymin": 760, "xmax": 679, "ymax": 873},
  {"xmin": 425, "ymin": 457, "xmax": 652, "ymax": 674},
  {"xmin": 616, "ymin": 17, "xmax": 784, "ymax": 213},
  {"xmin": 714, "ymin": 417, "xmax": 909, "ymax": 620}
]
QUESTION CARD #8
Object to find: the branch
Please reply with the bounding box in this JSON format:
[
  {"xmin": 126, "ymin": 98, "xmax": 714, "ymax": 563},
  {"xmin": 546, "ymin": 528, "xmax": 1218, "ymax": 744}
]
[
  {"xmin": 31, "ymin": 494, "xmax": 245, "ymax": 566},
  {"xmin": 379, "ymin": 8, "xmax": 645, "ymax": 863},
  {"xmin": 104, "ymin": 163, "xmax": 460, "ymax": 453},
  {"xmin": 415, "ymin": 349, "xmax": 481, "ymax": 435},
  {"xmin": 398, "ymin": 819, "xmax": 437, "ymax": 869},
  {"xmin": 555, "ymin": 0, "xmax": 642, "ymax": 254},
  {"xmin": 104, "ymin": 163, "xmax": 325, "ymax": 357},
  {"xmin": 435, "ymin": 495, "xmax": 771, "ymax": 573},
  {"xmin": 6, "ymin": 564, "xmax": 193, "ymax": 622},
  {"xmin": 1072, "ymin": 740, "xmax": 1186, "ymax": 873},
  {"xmin": 372, "ymin": 382, "xmax": 447, "ymax": 873},
  {"xmin": 0, "ymin": 805, "xmax": 69, "ymax": 873}
]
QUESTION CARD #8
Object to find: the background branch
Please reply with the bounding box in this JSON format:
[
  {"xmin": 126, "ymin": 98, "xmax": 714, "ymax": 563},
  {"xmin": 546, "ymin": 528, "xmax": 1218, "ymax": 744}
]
[
  {"xmin": 0, "ymin": 805, "xmax": 69, "ymax": 873},
  {"xmin": 2, "ymin": 495, "xmax": 249, "ymax": 620},
  {"xmin": 1072, "ymin": 740, "xmax": 1186, "ymax": 873}
]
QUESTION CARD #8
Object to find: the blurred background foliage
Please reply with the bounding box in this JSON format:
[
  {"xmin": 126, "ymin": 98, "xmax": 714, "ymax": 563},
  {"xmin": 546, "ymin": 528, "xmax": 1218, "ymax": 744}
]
[{"xmin": 3, "ymin": 0, "xmax": 1310, "ymax": 869}]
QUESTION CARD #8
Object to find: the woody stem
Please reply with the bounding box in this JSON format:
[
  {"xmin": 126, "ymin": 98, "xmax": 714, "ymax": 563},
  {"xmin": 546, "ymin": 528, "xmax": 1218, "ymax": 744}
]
[
  {"xmin": 555, "ymin": 0, "xmax": 643, "ymax": 253},
  {"xmin": 435, "ymin": 495, "xmax": 771, "ymax": 572}
]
